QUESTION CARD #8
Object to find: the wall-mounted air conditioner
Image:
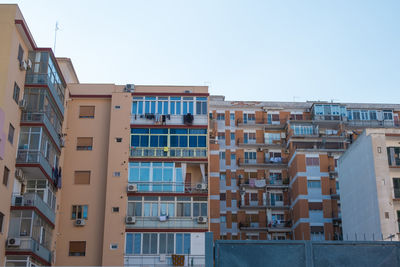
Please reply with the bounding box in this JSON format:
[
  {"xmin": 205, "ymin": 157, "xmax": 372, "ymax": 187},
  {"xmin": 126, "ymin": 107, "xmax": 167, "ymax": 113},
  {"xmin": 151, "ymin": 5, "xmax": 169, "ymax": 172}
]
[
  {"xmin": 125, "ymin": 216, "xmax": 136, "ymax": 224},
  {"xmin": 196, "ymin": 183, "xmax": 207, "ymax": 190},
  {"xmin": 197, "ymin": 216, "xmax": 207, "ymax": 224},
  {"xmin": 75, "ymin": 219, "xmax": 86, "ymax": 226},
  {"xmin": 127, "ymin": 184, "xmax": 137, "ymax": 192},
  {"xmin": 7, "ymin": 238, "xmax": 21, "ymax": 247}
]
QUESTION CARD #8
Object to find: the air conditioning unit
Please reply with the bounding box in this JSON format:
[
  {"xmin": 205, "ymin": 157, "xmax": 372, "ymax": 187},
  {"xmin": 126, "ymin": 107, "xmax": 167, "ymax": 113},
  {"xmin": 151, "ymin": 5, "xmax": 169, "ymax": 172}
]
[
  {"xmin": 75, "ymin": 219, "xmax": 86, "ymax": 226},
  {"xmin": 125, "ymin": 216, "xmax": 136, "ymax": 224},
  {"xmin": 15, "ymin": 168, "xmax": 23, "ymax": 180},
  {"xmin": 196, "ymin": 183, "xmax": 207, "ymax": 190},
  {"xmin": 19, "ymin": 60, "xmax": 27, "ymax": 71},
  {"xmin": 124, "ymin": 84, "xmax": 135, "ymax": 92},
  {"xmin": 184, "ymin": 90, "xmax": 192, "ymax": 93},
  {"xmin": 27, "ymin": 59, "xmax": 32, "ymax": 69},
  {"xmin": 18, "ymin": 99, "xmax": 27, "ymax": 110},
  {"xmin": 60, "ymin": 137, "xmax": 65, "ymax": 148},
  {"xmin": 127, "ymin": 184, "xmax": 137, "ymax": 192},
  {"xmin": 329, "ymin": 173, "xmax": 336, "ymax": 179},
  {"xmin": 257, "ymin": 147, "xmax": 263, "ymax": 152},
  {"xmin": 7, "ymin": 238, "xmax": 21, "ymax": 247},
  {"xmin": 197, "ymin": 216, "xmax": 207, "ymax": 224}
]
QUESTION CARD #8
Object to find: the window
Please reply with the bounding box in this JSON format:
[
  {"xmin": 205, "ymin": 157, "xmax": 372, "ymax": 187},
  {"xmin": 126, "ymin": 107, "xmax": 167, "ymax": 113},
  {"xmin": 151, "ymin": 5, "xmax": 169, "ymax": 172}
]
[
  {"xmin": 170, "ymin": 97, "xmax": 181, "ymax": 115},
  {"xmin": 393, "ymin": 178, "xmax": 400, "ymax": 198},
  {"xmin": 126, "ymin": 233, "xmax": 190, "ymax": 255},
  {"xmin": 387, "ymin": 147, "xmax": 400, "ymax": 166},
  {"xmin": 193, "ymin": 202, "xmax": 207, "ymax": 216},
  {"xmin": 220, "ymin": 193, "xmax": 226, "ymax": 200},
  {"xmin": 74, "ymin": 171, "xmax": 91, "ymax": 185},
  {"xmin": 292, "ymin": 125, "xmax": 315, "ymax": 136},
  {"xmin": 383, "ymin": 110, "xmax": 393, "ymax": 120},
  {"xmin": 217, "ymin": 113, "xmax": 225, "ymax": 120},
  {"xmin": 243, "ymin": 113, "xmax": 255, "ymax": 123},
  {"xmin": 17, "ymin": 44, "xmax": 24, "ymax": 63},
  {"xmin": 218, "ymin": 132, "xmax": 225, "ymax": 140},
  {"xmin": 219, "ymin": 152, "xmax": 226, "ymax": 160},
  {"xmin": 0, "ymin": 212, "xmax": 4, "ymax": 233},
  {"xmin": 267, "ymin": 114, "xmax": 280, "ymax": 124},
  {"xmin": 244, "ymin": 152, "xmax": 256, "ymax": 162},
  {"xmin": 230, "ymin": 113, "xmax": 235, "ymax": 121},
  {"xmin": 112, "ymin": 207, "xmax": 120, "ymax": 213},
  {"xmin": 221, "ymin": 216, "xmax": 226, "ymax": 223},
  {"xmin": 397, "ymin": 211, "xmax": 400, "ymax": 232},
  {"xmin": 265, "ymin": 133, "xmax": 281, "ymax": 144},
  {"xmin": 8, "ymin": 124, "xmax": 14, "ymax": 144},
  {"xmin": 72, "ymin": 205, "xmax": 88, "ymax": 219},
  {"xmin": 110, "ymin": 243, "xmax": 118, "ymax": 250},
  {"xmin": 369, "ymin": 110, "xmax": 377, "ymax": 120},
  {"xmin": 79, "ymin": 106, "xmax": 95, "ymax": 118},
  {"xmin": 231, "ymin": 133, "xmax": 235, "ymax": 141},
  {"xmin": 116, "ymin": 137, "xmax": 122, "ymax": 142},
  {"xmin": 231, "ymin": 153, "xmax": 236, "ymax": 161},
  {"xmin": 182, "ymin": 97, "xmax": 194, "ymax": 114},
  {"xmin": 195, "ymin": 97, "xmax": 207, "ymax": 115},
  {"xmin": 307, "ymin": 180, "xmax": 321, "ymax": 188},
  {"xmin": 306, "ymin": 157, "xmax": 320, "ymax": 166},
  {"xmin": 77, "ymin": 137, "xmax": 93, "ymax": 150},
  {"xmin": 220, "ymin": 173, "xmax": 226, "ymax": 180},
  {"xmin": 13, "ymin": 83, "xmax": 20, "ymax": 103},
  {"xmin": 69, "ymin": 241, "xmax": 86, "ymax": 256},
  {"xmin": 3, "ymin": 166, "xmax": 9, "ymax": 186}
]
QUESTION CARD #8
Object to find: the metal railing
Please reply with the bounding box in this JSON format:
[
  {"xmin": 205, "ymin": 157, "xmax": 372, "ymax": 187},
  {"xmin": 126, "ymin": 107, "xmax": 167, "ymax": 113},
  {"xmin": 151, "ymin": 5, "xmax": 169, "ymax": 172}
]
[
  {"xmin": 11, "ymin": 193, "xmax": 55, "ymax": 224},
  {"xmin": 128, "ymin": 181, "xmax": 208, "ymax": 193},
  {"xmin": 5, "ymin": 237, "xmax": 52, "ymax": 263},
  {"xmin": 25, "ymin": 74, "xmax": 65, "ymax": 113},
  {"xmin": 130, "ymin": 147, "xmax": 207, "ymax": 158},
  {"xmin": 16, "ymin": 150, "xmax": 53, "ymax": 179},
  {"xmin": 346, "ymin": 120, "xmax": 399, "ymax": 128},
  {"xmin": 21, "ymin": 112, "xmax": 61, "ymax": 148},
  {"xmin": 124, "ymin": 254, "xmax": 205, "ymax": 267},
  {"xmin": 125, "ymin": 216, "xmax": 208, "ymax": 229}
]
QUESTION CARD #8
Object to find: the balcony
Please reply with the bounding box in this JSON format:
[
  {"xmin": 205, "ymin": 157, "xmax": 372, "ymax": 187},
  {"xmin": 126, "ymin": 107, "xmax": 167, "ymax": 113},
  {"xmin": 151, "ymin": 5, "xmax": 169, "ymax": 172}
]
[
  {"xmin": 21, "ymin": 112, "xmax": 61, "ymax": 148},
  {"xmin": 237, "ymin": 119, "xmax": 265, "ymax": 128},
  {"xmin": 346, "ymin": 120, "xmax": 399, "ymax": 128},
  {"xmin": 267, "ymin": 201, "xmax": 289, "ymax": 210},
  {"xmin": 125, "ymin": 255, "xmax": 205, "ymax": 267},
  {"xmin": 130, "ymin": 147, "xmax": 207, "ymax": 159},
  {"xmin": 128, "ymin": 181, "xmax": 208, "ymax": 194},
  {"xmin": 6, "ymin": 237, "xmax": 51, "ymax": 264},
  {"xmin": 16, "ymin": 150, "xmax": 59, "ymax": 187},
  {"xmin": 11, "ymin": 193, "xmax": 55, "ymax": 224},
  {"xmin": 130, "ymin": 114, "xmax": 208, "ymax": 126},
  {"xmin": 267, "ymin": 221, "xmax": 292, "ymax": 232},
  {"xmin": 312, "ymin": 114, "xmax": 342, "ymax": 122},
  {"xmin": 25, "ymin": 74, "xmax": 64, "ymax": 114},
  {"xmin": 237, "ymin": 140, "xmax": 283, "ymax": 149},
  {"xmin": 239, "ymin": 222, "xmax": 268, "ymax": 232},
  {"xmin": 125, "ymin": 216, "xmax": 208, "ymax": 229},
  {"xmin": 330, "ymin": 188, "xmax": 340, "ymax": 200},
  {"xmin": 238, "ymin": 158, "xmax": 288, "ymax": 169}
]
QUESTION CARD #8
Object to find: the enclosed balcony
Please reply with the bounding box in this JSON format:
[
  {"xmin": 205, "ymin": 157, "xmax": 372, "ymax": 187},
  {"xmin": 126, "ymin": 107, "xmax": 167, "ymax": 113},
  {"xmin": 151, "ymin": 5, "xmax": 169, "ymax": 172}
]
[
  {"xmin": 125, "ymin": 216, "xmax": 208, "ymax": 230},
  {"xmin": 267, "ymin": 220, "xmax": 292, "ymax": 232},
  {"xmin": 130, "ymin": 147, "xmax": 207, "ymax": 159},
  {"xmin": 21, "ymin": 112, "xmax": 61, "ymax": 148},
  {"xmin": 238, "ymin": 158, "xmax": 288, "ymax": 170},
  {"xmin": 11, "ymin": 193, "xmax": 55, "ymax": 224},
  {"xmin": 25, "ymin": 51, "xmax": 65, "ymax": 114},
  {"xmin": 6, "ymin": 210, "xmax": 53, "ymax": 265}
]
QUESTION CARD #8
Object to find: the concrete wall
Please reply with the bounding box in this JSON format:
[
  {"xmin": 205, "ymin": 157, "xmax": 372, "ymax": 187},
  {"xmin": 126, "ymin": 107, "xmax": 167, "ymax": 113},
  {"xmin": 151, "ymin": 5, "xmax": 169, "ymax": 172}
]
[{"xmin": 339, "ymin": 133, "xmax": 381, "ymax": 240}]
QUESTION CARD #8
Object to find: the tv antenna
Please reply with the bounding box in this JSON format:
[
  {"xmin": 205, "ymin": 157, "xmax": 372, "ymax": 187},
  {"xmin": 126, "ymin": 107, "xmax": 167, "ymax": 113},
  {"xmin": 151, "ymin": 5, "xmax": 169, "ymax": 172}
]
[{"xmin": 53, "ymin": 21, "xmax": 60, "ymax": 54}]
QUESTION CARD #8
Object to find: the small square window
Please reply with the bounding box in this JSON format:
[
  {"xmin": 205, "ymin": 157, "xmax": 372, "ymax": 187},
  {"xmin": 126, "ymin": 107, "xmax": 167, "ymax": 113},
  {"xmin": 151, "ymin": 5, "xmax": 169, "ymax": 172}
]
[
  {"xmin": 17, "ymin": 44, "xmax": 24, "ymax": 63},
  {"xmin": 112, "ymin": 207, "xmax": 119, "ymax": 213},
  {"xmin": 79, "ymin": 106, "xmax": 95, "ymax": 118},
  {"xmin": 113, "ymin": 172, "xmax": 121, "ymax": 177},
  {"xmin": 0, "ymin": 212, "xmax": 4, "ymax": 233},
  {"xmin": 110, "ymin": 243, "xmax": 118, "ymax": 250},
  {"xmin": 115, "ymin": 105, "xmax": 121, "ymax": 109},
  {"xmin": 77, "ymin": 137, "xmax": 93, "ymax": 150},
  {"xmin": 116, "ymin": 138, "xmax": 122, "ymax": 143},
  {"xmin": 385, "ymin": 212, "xmax": 389, "ymax": 219}
]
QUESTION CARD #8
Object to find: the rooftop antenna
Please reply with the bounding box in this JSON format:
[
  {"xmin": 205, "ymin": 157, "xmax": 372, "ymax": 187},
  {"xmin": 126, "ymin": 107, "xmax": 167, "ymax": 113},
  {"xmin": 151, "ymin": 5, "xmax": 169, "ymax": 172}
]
[{"xmin": 53, "ymin": 21, "xmax": 60, "ymax": 54}]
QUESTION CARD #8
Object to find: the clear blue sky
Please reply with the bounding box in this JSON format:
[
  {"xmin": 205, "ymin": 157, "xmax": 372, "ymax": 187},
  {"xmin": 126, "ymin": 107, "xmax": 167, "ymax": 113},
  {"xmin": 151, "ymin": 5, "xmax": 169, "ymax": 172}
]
[{"xmin": 3, "ymin": 0, "xmax": 400, "ymax": 103}]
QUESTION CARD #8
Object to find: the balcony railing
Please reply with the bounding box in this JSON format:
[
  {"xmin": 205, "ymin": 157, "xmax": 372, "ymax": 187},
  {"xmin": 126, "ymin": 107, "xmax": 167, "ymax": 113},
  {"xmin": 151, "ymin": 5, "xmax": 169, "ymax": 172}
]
[
  {"xmin": 16, "ymin": 150, "xmax": 52, "ymax": 176},
  {"xmin": 6, "ymin": 237, "xmax": 51, "ymax": 263},
  {"xmin": 312, "ymin": 115, "xmax": 342, "ymax": 121},
  {"xmin": 267, "ymin": 220, "xmax": 292, "ymax": 232},
  {"xmin": 131, "ymin": 114, "xmax": 208, "ymax": 126},
  {"xmin": 21, "ymin": 112, "xmax": 61, "ymax": 148},
  {"xmin": 25, "ymin": 74, "xmax": 64, "ymax": 114},
  {"xmin": 238, "ymin": 158, "xmax": 288, "ymax": 168},
  {"xmin": 128, "ymin": 181, "xmax": 208, "ymax": 193},
  {"xmin": 125, "ymin": 216, "xmax": 208, "ymax": 229},
  {"xmin": 11, "ymin": 193, "xmax": 55, "ymax": 224},
  {"xmin": 346, "ymin": 120, "xmax": 398, "ymax": 128},
  {"xmin": 130, "ymin": 147, "xmax": 207, "ymax": 158}
]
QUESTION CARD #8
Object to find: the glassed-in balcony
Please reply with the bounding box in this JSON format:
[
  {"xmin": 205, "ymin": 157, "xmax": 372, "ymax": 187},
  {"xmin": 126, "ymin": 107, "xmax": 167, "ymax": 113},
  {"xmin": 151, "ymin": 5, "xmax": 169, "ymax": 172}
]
[
  {"xmin": 125, "ymin": 216, "xmax": 208, "ymax": 229},
  {"xmin": 130, "ymin": 147, "xmax": 207, "ymax": 158},
  {"xmin": 5, "ymin": 237, "xmax": 52, "ymax": 264},
  {"xmin": 128, "ymin": 181, "xmax": 208, "ymax": 194},
  {"xmin": 21, "ymin": 112, "xmax": 61, "ymax": 148},
  {"xmin": 11, "ymin": 193, "xmax": 55, "ymax": 224}
]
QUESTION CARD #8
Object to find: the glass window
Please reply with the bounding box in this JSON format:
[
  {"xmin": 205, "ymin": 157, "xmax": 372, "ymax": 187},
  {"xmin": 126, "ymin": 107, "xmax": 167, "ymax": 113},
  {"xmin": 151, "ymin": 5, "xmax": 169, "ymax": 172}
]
[
  {"xmin": 13, "ymin": 83, "xmax": 20, "ymax": 103},
  {"xmin": 307, "ymin": 180, "xmax": 321, "ymax": 188}
]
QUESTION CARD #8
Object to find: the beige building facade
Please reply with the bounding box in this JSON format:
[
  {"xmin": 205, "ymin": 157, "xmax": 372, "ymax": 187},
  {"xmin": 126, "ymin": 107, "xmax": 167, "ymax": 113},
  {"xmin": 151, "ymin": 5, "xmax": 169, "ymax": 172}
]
[{"xmin": 339, "ymin": 128, "xmax": 400, "ymax": 241}]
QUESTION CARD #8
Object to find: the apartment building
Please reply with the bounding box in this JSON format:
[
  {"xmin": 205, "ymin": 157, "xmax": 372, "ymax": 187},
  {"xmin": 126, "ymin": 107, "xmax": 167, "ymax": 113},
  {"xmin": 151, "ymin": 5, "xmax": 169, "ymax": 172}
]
[
  {"xmin": 339, "ymin": 128, "xmax": 400, "ymax": 241},
  {"xmin": 209, "ymin": 95, "xmax": 400, "ymax": 241},
  {"xmin": 54, "ymin": 84, "xmax": 209, "ymax": 266},
  {"xmin": 0, "ymin": 4, "xmax": 73, "ymax": 267}
]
